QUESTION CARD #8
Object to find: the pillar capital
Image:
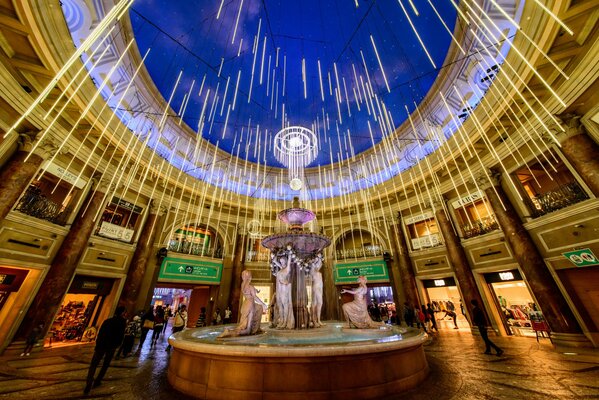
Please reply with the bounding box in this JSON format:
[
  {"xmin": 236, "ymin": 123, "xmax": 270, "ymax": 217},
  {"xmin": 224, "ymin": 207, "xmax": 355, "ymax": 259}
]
[
  {"xmin": 149, "ymin": 200, "xmax": 168, "ymax": 216},
  {"xmin": 30, "ymin": 137, "xmax": 59, "ymax": 160},
  {"xmin": 473, "ymin": 169, "xmax": 501, "ymax": 190},
  {"xmin": 429, "ymin": 196, "xmax": 446, "ymax": 213},
  {"xmin": 93, "ymin": 176, "xmax": 114, "ymax": 194},
  {"xmin": 546, "ymin": 114, "xmax": 584, "ymax": 144}
]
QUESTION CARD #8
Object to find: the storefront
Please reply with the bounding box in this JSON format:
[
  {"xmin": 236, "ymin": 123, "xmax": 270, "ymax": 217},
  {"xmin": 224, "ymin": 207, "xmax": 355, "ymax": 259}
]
[
  {"xmin": 422, "ymin": 277, "xmax": 469, "ymax": 329},
  {"xmin": 484, "ymin": 270, "xmax": 540, "ymax": 337},
  {"xmin": 50, "ymin": 275, "xmax": 114, "ymax": 344}
]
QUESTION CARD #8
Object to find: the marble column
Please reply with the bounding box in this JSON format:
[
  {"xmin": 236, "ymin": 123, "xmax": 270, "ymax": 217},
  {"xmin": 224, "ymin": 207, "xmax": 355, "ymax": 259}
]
[
  {"xmin": 551, "ymin": 114, "xmax": 599, "ymax": 196},
  {"xmin": 433, "ymin": 199, "xmax": 490, "ymax": 326},
  {"xmin": 322, "ymin": 255, "xmax": 342, "ymax": 321},
  {"xmin": 228, "ymin": 231, "xmax": 246, "ymax": 321},
  {"xmin": 16, "ymin": 177, "xmax": 109, "ymax": 339},
  {"xmin": 119, "ymin": 201, "xmax": 167, "ymax": 314},
  {"xmin": 478, "ymin": 172, "xmax": 589, "ymax": 346},
  {"xmin": 0, "ymin": 134, "xmax": 56, "ymax": 221},
  {"xmin": 391, "ymin": 220, "xmax": 420, "ymax": 309}
]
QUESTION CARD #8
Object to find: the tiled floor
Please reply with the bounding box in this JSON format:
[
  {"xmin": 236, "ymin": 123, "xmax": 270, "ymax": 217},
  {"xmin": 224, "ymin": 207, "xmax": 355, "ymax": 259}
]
[{"xmin": 0, "ymin": 325, "xmax": 597, "ymax": 399}]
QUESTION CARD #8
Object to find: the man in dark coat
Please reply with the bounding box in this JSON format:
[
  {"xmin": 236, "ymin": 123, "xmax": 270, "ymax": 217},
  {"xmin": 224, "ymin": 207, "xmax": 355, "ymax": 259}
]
[
  {"xmin": 471, "ymin": 299, "xmax": 503, "ymax": 356},
  {"xmin": 84, "ymin": 306, "xmax": 127, "ymax": 395}
]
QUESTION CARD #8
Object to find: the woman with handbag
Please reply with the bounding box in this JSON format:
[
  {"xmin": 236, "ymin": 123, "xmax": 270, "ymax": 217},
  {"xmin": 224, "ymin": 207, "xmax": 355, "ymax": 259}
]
[
  {"xmin": 135, "ymin": 308, "xmax": 155, "ymax": 355},
  {"xmin": 166, "ymin": 304, "xmax": 187, "ymax": 352}
]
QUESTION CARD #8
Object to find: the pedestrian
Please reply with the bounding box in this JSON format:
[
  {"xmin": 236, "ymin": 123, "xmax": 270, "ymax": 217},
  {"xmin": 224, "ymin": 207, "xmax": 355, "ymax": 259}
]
[
  {"xmin": 223, "ymin": 306, "xmax": 232, "ymax": 324},
  {"xmin": 195, "ymin": 306, "xmax": 207, "ymax": 328},
  {"xmin": 166, "ymin": 304, "xmax": 187, "ymax": 352},
  {"xmin": 212, "ymin": 307, "xmax": 221, "ymax": 325},
  {"xmin": 161, "ymin": 306, "xmax": 171, "ymax": 337},
  {"xmin": 135, "ymin": 308, "xmax": 154, "ymax": 355},
  {"xmin": 21, "ymin": 322, "xmax": 44, "ymax": 356},
  {"xmin": 150, "ymin": 306, "xmax": 165, "ymax": 347},
  {"xmin": 417, "ymin": 306, "xmax": 427, "ymax": 332},
  {"xmin": 403, "ymin": 302, "xmax": 414, "ymax": 327},
  {"xmin": 427, "ymin": 303, "xmax": 439, "ymax": 332},
  {"xmin": 471, "ymin": 299, "xmax": 503, "ymax": 356},
  {"xmin": 83, "ymin": 306, "xmax": 127, "ymax": 395},
  {"xmin": 116, "ymin": 316, "xmax": 140, "ymax": 358}
]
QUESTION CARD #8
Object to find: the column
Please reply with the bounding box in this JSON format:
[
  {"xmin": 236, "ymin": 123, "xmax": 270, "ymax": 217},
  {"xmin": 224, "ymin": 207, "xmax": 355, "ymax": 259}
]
[
  {"xmin": 227, "ymin": 231, "xmax": 246, "ymax": 321},
  {"xmin": 119, "ymin": 201, "xmax": 167, "ymax": 314},
  {"xmin": 391, "ymin": 219, "xmax": 420, "ymax": 309},
  {"xmin": 323, "ymin": 255, "xmax": 342, "ymax": 321},
  {"xmin": 551, "ymin": 114, "xmax": 599, "ymax": 196},
  {"xmin": 0, "ymin": 133, "xmax": 56, "ymax": 221},
  {"xmin": 478, "ymin": 171, "xmax": 589, "ymax": 346},
  {"xmin": 433, "ymin": 199, "xmax": 490, "ymax": 327},
  {"xmin": 16, "ymin": 176, "xmax": 109, "ymax": 339}
]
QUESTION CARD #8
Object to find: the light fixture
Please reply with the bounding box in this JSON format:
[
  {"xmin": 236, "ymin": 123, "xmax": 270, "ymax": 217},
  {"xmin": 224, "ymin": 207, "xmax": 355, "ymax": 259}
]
[{"xmin": 289, "ymin": 178, "xmax": 303, "ymax": 191}]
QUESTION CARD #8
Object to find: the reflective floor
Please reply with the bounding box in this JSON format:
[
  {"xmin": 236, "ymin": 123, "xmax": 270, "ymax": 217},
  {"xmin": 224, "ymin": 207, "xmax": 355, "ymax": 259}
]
[{"xmin": 0, "ymin": 325, "xmax": 597, "ymax": 399}]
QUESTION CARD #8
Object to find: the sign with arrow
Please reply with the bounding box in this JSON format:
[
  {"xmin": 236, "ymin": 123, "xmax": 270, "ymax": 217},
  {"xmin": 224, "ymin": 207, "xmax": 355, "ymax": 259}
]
[
  {"xmin": 334, "ymin": 258, "xmax": 389, "ymax": 285},
  {"xmin": 158, "ymin": 257, "xmax": 223, "ymax": 284}
]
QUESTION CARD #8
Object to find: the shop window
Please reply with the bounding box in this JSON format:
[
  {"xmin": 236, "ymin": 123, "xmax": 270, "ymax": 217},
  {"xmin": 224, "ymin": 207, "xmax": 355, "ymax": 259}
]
[
  {"xmin": 14, "ymin": 171, "xmax": 82, "ymax": 225},
  {"xmin": 513, "ymin": 151, "xmax": 589, "ymax": 218},
  {"xmin": 452, "ymin": 193, "xmax": 498, "ymax": 238},
  {"xmin": 96, "ymin": 197, "xmax": 143, "ymax": 243},
  {"xmin": 168, "ymin": 224, "xmax": 222, "ymax": 258},
  {"xmin": 404, "ymin": 215, "xmax": 442, "ymax": 251}
]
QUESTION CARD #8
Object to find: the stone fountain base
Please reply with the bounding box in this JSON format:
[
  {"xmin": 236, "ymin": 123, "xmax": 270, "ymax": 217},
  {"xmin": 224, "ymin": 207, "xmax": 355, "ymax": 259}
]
[{"xmin": 167, "ymin": 323, "xmax": 429, "ymax": 399}]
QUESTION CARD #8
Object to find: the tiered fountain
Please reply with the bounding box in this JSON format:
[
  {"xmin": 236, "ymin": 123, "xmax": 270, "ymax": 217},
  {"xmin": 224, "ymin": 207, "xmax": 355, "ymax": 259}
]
[
  {"xmin": 261, "ymin": 197, "xmax": 331, "ymax": 329},
  {"xmin": 167, "ymin": 198, "xmax": 429, "ymax": 399}
]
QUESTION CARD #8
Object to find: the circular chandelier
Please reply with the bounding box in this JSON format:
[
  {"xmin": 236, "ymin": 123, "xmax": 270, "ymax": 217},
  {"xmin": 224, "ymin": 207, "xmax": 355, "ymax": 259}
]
[{"xmin": 274, "ymin": 126, "xmax": 318, "ymax": 191}]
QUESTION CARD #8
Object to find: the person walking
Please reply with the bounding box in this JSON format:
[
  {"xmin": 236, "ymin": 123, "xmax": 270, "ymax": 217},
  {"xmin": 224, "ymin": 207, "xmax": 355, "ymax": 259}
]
[
  {"xmin": 116, "ymin": 316, "xmax": 140, "ymax": 359},
  {"xmin": 471, "ymin": 299, "xmax": 503, "ymax": 356},
  {"xmin": 223, "ymin": 306, "xmax": 232, "ymax": 324},
  {"xmin": 195, "ymin": 307, "xmax": 207, "ymax": 328},
  {"xmin": 166, "ymin": 304, "xmax": 187, "ymax": 352},
  {"xmin": 427, "ymin": 303, "xmax": 439, "ymax": 332},
  {"xmin": 21, "ymin": 322, "xmax": 44, "ymax": 356},
  {"xmin": 135, "ymin": 308, "xmax": 154, "ymax": 355},
  {"xmin": 403, "ymin": 302, "xmax": 414, "ymax": 327},
  {"xmin": 150, "ymin": 306, "xmax": 165, "ymax": 347},
  {"xmin": 83, "ymin": 306, "xmax": 127, "ymax": 395}
]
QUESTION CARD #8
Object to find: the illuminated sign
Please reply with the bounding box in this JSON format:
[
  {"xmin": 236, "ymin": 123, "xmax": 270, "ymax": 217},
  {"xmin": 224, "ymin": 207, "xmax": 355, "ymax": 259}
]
[
  {"xmin": 434, "ymin": 279, "xmax": 446, "ymax": 287},
  {"xmin": 499, "ymin": 272, "xmax": 515, "ymax": 281}
]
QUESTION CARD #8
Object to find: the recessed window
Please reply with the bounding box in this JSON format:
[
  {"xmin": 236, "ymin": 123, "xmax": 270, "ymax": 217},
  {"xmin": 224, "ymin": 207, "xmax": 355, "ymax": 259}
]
[{"xmin": 513, "ymin": 151, "xmax": 588, "ymax": 217}]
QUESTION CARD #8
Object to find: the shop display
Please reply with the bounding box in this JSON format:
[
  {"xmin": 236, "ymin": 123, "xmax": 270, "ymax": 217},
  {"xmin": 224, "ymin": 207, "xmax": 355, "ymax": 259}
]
[{"xmin": 51, "ymin": 296, "xmax": 98, "ymax": 342}]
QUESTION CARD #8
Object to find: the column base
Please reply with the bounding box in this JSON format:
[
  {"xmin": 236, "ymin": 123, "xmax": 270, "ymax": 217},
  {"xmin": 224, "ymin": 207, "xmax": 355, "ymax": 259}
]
[{"xmin": 551, "ymin": 332, "xmax": 594, "ymax": 348}]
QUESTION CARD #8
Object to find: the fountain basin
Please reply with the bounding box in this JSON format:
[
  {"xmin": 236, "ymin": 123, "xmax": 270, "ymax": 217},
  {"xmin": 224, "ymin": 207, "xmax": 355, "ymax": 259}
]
[
  {"xmin": 167, "ymin": 323, "xmax": 429, "ymax": 399},
  {"xmin": 261, "ymin": 231, "xmax": 331, "ymax": 257}
]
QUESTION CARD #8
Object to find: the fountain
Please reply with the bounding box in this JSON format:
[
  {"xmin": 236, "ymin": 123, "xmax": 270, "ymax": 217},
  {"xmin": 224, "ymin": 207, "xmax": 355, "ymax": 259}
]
[
  {"xmin": 261, "ymin": 196, "xmax": 331, "ymax": 329},
  {"xmin": 167, "ymin": 198, "xmax": 429, "ymax": 399}
]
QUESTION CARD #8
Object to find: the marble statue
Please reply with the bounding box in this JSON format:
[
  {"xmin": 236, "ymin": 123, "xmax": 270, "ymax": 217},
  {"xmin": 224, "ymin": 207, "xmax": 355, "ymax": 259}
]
[
  {"xmin": 218, "ymin": 270, "xmax": 266, "ymax": 338},
  {"xmin": 271, "ymin": 245, "xmax": 295, "ymax": 329},
  {"xmin": 341, "ymin": 276, "xmax": 385, "ymax": 329},
  {"xmin": 309, "ymin": 253, "xmax": 324, "ymax": 327}
]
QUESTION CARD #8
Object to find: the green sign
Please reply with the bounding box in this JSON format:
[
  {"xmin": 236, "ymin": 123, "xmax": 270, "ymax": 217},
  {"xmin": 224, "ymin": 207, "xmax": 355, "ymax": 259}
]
[
  {"xmin": 334, "ymin": 258, "xmax": 389, "ymax": 285},
  {"xmin": 158, "ymin": 257, "xmax": 223, "ymax": 284},
  {"xmin": 562, "ymin": 248, "xmax": 599, "ymax": 267}
]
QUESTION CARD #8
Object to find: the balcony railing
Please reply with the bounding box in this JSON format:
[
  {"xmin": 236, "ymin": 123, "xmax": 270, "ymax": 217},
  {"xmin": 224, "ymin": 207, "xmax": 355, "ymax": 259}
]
[
  {"xmin": 336, "ymin": 246, "xmax": 385, "ymax": 260},
  {"xmin": 527, "ymin": 181, "xmax": 589, "ymax": 218},
  {"xmin": 14, "ymin": 186, "xmax": 71, "ymax": 226},
  {"xmin": 167, "ymin": 241, "xmax": 223, "ymax": 259},
  {"xmin": 461, "ymin": 215, "xmax": 499, "ymax": 239},
  {"xmin": 246, "ymin": 250, "xmax": 270, "ymax": 263}
]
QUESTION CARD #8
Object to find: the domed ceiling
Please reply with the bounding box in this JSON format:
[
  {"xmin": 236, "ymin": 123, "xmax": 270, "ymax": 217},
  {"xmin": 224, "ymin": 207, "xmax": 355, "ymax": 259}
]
[
  {"xmin": 59, "ymin": 0, "xmax": 519, "ymax": 200},
  {"xmin": 129, "ymin": 0, "xmax": 456, "ymax": 167}
]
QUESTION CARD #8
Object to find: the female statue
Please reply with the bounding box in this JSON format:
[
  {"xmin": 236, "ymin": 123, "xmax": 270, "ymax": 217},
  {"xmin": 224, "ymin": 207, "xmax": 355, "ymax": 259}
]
[
  {"xmin": 272, "ymin": 245, "xmax": 295, "ymax": 329},
  {"xmin": 340, "ymin": 276, "xmax": 385, "ymax": 329},
  {"xmin": 309, "ymin": 253, "xmax": 324, "ymax": 327},
  {"xmin": 218, "ymin": 270, "xmax": 266, "ymax": 338}
]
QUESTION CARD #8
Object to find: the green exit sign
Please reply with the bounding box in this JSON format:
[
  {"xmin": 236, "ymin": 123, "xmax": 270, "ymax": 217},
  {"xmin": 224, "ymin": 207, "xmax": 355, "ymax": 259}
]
[
  {"xmin": 334, "ymin": 258, "xmax": 389, "ymax": 285},
  {"xmin": 562, "ymin": 248, "xmax": 599, "ymax": 267},
  {"xmin": 158, "ymin": 257, "xmax": 223, "ymax": 284}
]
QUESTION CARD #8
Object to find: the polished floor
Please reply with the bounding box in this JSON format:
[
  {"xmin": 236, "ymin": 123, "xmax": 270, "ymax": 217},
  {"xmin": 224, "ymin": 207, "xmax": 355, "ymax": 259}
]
[{"xmin": 0, "ymin": 324, "xmax": 597, "ymax": 400}]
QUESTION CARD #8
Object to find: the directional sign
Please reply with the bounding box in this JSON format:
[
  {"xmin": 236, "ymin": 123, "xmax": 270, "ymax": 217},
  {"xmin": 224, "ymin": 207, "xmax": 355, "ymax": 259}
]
[
  {"xmin": 562, "ymin": 248, "xmax": 599, "ymax": 268},
  {"xmin": 334, "ymin": 258, "xmax": 389, "ymax": 285},
  {"xmin": 158, "ymin": 257, "xmax": 223, "ymax": 284}
]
